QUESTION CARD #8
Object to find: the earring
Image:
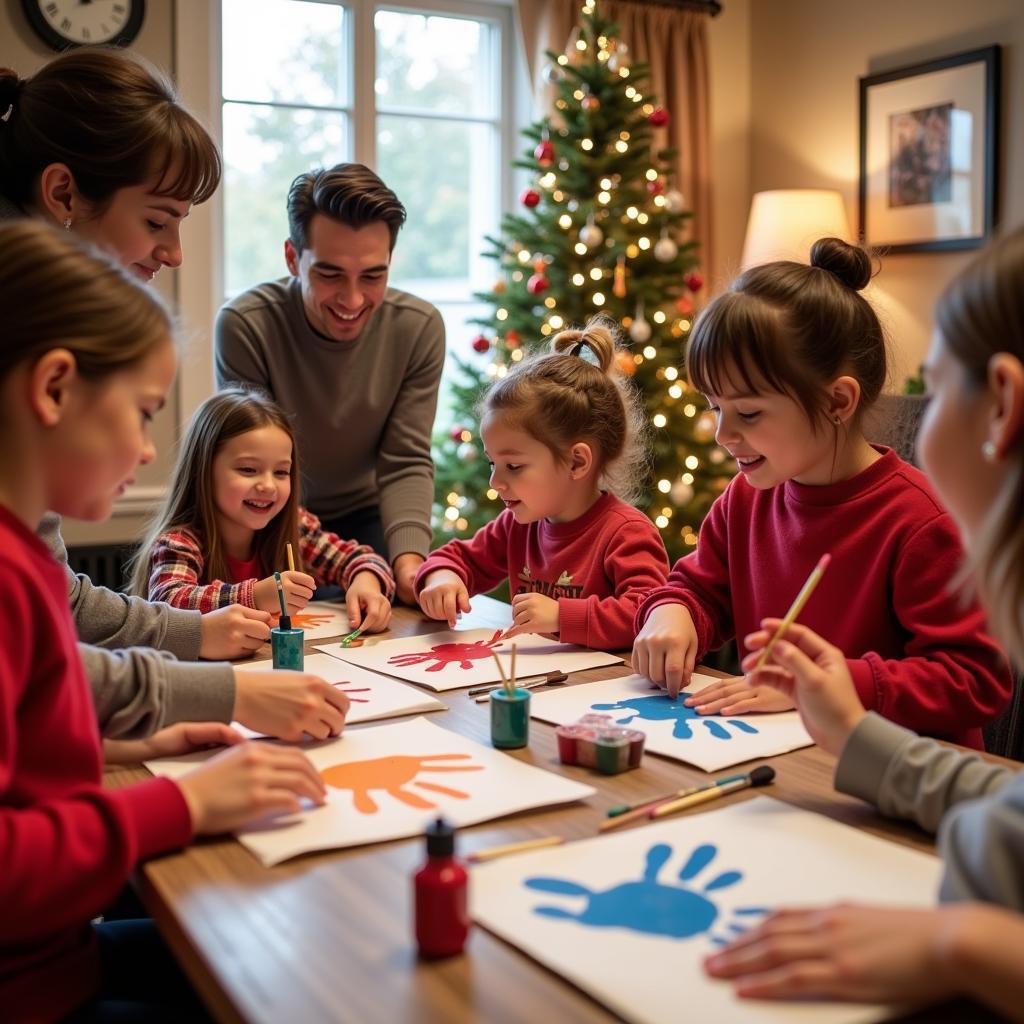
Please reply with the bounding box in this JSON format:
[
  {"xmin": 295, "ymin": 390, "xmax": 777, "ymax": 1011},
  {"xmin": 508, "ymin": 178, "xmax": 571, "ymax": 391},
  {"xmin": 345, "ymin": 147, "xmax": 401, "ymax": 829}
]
[
  {"xmin": 833, "ymin": 415, "xmax": 841, "ymax": 425},
  {"xmin": 982, "ymin": 440, "xmax": 997, "ymax": 461},
  {"xmin": 62, "ymin": 217, "xmax": 72, "ymax": 230}
]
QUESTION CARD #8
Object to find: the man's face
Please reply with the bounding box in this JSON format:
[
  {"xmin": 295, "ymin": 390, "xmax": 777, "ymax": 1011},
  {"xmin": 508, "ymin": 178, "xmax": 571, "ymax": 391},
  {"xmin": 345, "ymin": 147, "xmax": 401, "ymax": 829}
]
[{"xmin": 285, "ymin": 214, "xmax": 391, "ymax": 342}]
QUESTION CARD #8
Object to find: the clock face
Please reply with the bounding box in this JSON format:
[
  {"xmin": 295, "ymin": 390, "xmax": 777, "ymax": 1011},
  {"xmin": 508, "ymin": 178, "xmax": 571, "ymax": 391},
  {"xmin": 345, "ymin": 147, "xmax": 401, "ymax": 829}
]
[{"xmin": 22, "ymin": 0, "xmax": 146, "ymax": 50}]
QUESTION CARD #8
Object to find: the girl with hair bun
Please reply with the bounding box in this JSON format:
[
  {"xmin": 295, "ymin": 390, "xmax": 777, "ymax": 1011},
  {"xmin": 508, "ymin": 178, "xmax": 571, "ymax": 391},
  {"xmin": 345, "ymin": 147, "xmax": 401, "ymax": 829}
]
[
  {"xmin": 416, "ymin": 315, "xmax": 669, "ymax": 650},
  {"xmin": 633, "ymin": 238, "xmax": 1011, "ymax": 748}
]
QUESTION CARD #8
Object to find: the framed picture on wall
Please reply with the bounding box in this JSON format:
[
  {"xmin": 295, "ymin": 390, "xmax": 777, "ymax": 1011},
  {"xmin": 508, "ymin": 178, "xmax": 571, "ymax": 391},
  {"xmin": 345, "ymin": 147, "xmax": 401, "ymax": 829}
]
[{"xmin": 859, "ymin": 46, "xmax": 999, "ymax": 253}]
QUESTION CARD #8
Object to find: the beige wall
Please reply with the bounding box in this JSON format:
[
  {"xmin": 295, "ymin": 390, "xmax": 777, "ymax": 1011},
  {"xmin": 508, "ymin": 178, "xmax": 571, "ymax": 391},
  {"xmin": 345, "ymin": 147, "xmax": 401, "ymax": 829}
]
[
  {"xmin": 0, "ymin": 0, "xmax": 180, "ymax": 544},
  {"xmin": 745, "ymin": 0, "xmax": 1024, "ymax": 389}
]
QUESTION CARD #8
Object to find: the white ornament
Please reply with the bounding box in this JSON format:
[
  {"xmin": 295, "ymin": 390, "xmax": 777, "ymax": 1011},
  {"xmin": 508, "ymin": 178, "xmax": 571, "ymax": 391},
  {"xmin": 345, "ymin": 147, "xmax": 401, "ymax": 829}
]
[
  {"xmin": 542, "ymin": 63, "xmax": 565, "ymax": 85},
  {"xmin": 653, "ymin": 236, "xmax": 679, "ymax": 262},
  {"xmin": 665, "ymin": 189, "xmax": 686, "ymax": 214},
  {"xmin": 456, "ymin": 442, "xmax": 478, "ymax": 462},
  {"xmin": 579, "ymin": 221, "xmax": 604, "ymax": 248},
  {"xmin": 629, "ymin": 317, "xmax": 652, "ymax": 344},
  {"xmin": 671, "ymin": 481, "xmax": 694, "ymax": 506}
]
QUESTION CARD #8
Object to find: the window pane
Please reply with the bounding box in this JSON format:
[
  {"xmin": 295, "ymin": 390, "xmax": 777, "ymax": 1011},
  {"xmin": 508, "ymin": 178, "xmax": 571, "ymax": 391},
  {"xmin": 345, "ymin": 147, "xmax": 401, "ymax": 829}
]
[
  {"xmin": 375, "ymin": 10, "xmax": 495, "ymax": 116},
  {"xmin": 223, "ymin": 0, "xmax": 349, "ymax": 107},
  {"xmin": 223, "ymin": 102, "xmax": 349, "ymax": 296},
  {"xmin": 378, "ymin": 115, "xmax": 498, "ymax": 293}
]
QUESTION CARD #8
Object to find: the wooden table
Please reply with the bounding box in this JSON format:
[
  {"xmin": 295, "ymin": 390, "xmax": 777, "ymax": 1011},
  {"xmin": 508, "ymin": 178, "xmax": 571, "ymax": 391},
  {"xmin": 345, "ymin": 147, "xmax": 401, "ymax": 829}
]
[{"xmin": 105, "ymin": 597, "xmax": 994, "ymax": 1024}]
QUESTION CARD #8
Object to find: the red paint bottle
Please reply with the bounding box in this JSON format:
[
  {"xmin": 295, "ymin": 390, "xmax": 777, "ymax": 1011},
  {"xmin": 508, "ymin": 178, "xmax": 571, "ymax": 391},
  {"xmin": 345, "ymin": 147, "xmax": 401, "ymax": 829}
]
[{"xmin": 414, "ymin": 817, "xmax": 470, "ymax": 958}]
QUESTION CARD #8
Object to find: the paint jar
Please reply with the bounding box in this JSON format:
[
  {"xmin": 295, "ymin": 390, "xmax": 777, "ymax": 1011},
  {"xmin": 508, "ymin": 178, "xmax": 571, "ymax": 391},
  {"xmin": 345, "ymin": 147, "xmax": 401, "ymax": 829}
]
[
  {"xmin": 414, "ymin": 816, "xmax": 469, "ymax": 958},
  {"xmin": 271, "ymin": 626, "xmax": 305, "ymax": 671},
  {"xmin": 490, "ymin": 687, "xmax": 531, "ymax": 749},
  {"xmin": 555, "ymin": 723, "xmax": 586, "ymax": 764}
]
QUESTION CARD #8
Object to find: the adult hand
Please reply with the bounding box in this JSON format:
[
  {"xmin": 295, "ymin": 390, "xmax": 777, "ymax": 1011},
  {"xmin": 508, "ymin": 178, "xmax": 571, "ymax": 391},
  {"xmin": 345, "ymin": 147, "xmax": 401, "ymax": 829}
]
[
  {"xmin": 103, "ymin": 722, "xmax": 245, "ymax": 764},
  {"xmin": 253, "ymin": 570, "xmax": 316, "ymax": 615},
  {"xmin": 178, "ymin": 742, "xmax": 327, "ymax": 834},
  {"xmin": 631, "ymin": 604, "xmax": 699, "ymax": 698},
  {"xmin": 504, "ymin": 592, "xmax": 559, "ymax": 639},
  {"xmin": 393, "ymin": 552, "xmax": 425, "ymax": 606},
  {"xmin": 233, "ymin": 668, "xmax": 350, "ymax": 741},
  {"xmin": 684, "ymin": 676, "xmax": 795, "ymax": 716},
  {"xmin": 418, "ymin": 569, "xmax": 471, "ymax": 628},
  {"xmin": 704, "ymin": 903, "xmax": 984, "ymax": 1007},
  {"xmin": 741, "ymin": 618, "xmax": 865, "ymax": 756},
  {"xmin": 345, "ymin": 571, "xmax": 392, "ymax": 633},
  {"xmin": 199, "ymin": 604, "xmax": 272, "ymax": 660}
]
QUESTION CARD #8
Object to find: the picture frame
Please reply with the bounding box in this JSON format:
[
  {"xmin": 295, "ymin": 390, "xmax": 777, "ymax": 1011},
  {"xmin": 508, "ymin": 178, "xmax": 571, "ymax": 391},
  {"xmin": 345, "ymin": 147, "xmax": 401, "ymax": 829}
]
[{"xmin": 859, "ymin": 46, "xmax": 1000, "ymax": 253}]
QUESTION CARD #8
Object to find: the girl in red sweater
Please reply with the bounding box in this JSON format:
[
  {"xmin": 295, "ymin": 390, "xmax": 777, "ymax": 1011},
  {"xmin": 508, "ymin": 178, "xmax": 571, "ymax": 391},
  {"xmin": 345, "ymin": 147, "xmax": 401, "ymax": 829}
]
[
  {"xmin": 0, "ymin": 222, "xmax": 332, "ymax": 1022},
  {"xmin": 131, "ymin": 387, "xmax": 394, "ymax": 633},
  {"xmin": 415, "ymin": 317, "xmax": 669, "ymax": 651},
  {"xmin": 632, "ymin": 237, "xmax": 1011, "ymax": 748}
]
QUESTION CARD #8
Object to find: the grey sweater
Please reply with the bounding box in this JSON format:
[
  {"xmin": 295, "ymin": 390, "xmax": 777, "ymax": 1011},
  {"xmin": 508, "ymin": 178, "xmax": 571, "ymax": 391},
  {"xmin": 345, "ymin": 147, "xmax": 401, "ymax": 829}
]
[
  {"xmin": 836, "ymin": 712, "xmax": 1020, "ymax": 906},
  {"xmin": 215, "ymin": 277, "xmax": 445, "ymax": 562},
  {"xmin": 39, "ymin": 515, "xmax": 235, "ymax": 739}
]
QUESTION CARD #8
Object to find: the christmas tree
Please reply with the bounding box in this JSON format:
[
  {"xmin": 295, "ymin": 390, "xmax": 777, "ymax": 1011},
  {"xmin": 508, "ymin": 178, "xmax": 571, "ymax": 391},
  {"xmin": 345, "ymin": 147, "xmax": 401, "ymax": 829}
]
[{"xmin": 433, "ymin": 0, "xmax": 734, "ymax": 562}]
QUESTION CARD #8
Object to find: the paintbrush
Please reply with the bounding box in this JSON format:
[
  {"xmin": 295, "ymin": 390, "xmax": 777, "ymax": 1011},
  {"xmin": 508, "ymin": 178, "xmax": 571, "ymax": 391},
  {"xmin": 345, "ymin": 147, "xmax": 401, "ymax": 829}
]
[
  {"xmin": 273, "ymin": 570, "xmax": 291, "ymax": 631},
  {"xmin": 472, "ymin": 672, "xmax": 569, "ymax": 703},
  {"xmin": 601, "ymin": 774, "xmax": 746, "ymax": 831},
  {"xmin": 339, "ymin": 622, "xmax": 369, "ymax": 648},
  {"xmin": 650, "ymin": 765, "xmax": 775, "ymax": 820}
]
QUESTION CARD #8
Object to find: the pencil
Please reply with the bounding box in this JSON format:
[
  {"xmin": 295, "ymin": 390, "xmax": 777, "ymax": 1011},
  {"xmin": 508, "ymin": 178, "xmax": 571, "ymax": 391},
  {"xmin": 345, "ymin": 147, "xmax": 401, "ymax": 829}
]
[
  {"xmin": 286, "ymin": 543, "xmax": 296, "ymax": 572},
  {"xmin": 467, "ymin": 835, "xmax": 565, "ymax": 863},
  {"xmin": 650, "ymin": 765, "xmax": 775, "ymax": 819},
  {"xmin": 601, "ymin": 774, "xmax": 746, "ymax": 831},
  {"xmin": 754, "ymin": 553, "xmax": 832, "ymax": 670}
]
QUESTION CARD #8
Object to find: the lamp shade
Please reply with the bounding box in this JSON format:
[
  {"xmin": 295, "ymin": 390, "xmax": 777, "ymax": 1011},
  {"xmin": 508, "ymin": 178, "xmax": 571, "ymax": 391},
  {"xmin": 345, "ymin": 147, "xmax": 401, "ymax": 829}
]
[{"xmin": 740, "ymin": 189, "xmax": 852, "ymax": 269}]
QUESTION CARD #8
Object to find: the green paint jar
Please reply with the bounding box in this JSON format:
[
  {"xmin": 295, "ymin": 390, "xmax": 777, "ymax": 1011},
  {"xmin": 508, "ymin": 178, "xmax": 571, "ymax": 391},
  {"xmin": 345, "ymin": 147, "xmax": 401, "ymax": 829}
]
[
  {"xmin": 490, "ymin": 688, "xmax": 531, "ymax": 749},
  {"xmin": 271, "ymin": 627, "xmax": 305, "ymax": 671}
]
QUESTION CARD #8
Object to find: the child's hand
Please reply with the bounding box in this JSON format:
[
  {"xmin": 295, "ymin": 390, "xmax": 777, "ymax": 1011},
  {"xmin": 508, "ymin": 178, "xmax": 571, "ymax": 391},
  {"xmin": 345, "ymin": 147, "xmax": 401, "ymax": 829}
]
[
  {"xmin": 704, "ymin": 903, "xmax": 984, "ymax": 1005},
  {"xmin": 254, "ymin": 570, "xmax": 316, "ymax": 615},
  {"xmin": 504, "ymin": 592, "xmax": 559, "ymax": 638},
  {"xmin": 632, "ymin": 604, "xmax": 699, "ymax": 698},
  {"xmin": 103, "ymin": 722, "xmax": 245, "ymax": 764},
  {"xmin": 345, "ymin": 571, "xmax": 392, "ymax": 633},
  {"xmin": 741, "ymin": 618, "xmax": 866, "ymax": 755},
  {"xmin": 684, "ymin": 676, "xmax": 796, "ymax": 716},
  {"xmin": 232, "ymin": 668, "xmax": 350, "ymax": 741},
  {"xmin": 199, "ymin": 604, "xmax": 272, "ymax": 659},
  {"xmin": 418, "ymin": 569, "xmax": 471, "ymax": 628},
  {"xmin": 178, "ymin": 742, "xmax": 327, "ymax": 834}
]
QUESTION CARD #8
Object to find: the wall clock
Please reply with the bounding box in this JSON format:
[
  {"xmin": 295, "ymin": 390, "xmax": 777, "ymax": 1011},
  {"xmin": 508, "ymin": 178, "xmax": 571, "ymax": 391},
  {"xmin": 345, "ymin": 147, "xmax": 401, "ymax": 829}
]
[{"xmin": 21, "ymin": 0, "xmax": 146, "ymax": 51}]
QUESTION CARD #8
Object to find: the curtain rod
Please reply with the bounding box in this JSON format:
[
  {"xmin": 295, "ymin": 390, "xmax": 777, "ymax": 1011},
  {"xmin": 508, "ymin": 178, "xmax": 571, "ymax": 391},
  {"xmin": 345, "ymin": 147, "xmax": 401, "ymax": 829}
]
[{"xmin": 628, "ymin": 0, "xmax": 722, "ymax": 14}]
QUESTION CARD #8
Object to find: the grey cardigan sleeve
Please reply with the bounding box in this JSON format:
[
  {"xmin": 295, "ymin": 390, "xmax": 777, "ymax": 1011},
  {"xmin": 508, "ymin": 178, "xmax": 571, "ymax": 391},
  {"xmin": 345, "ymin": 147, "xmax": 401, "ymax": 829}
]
[
  {"xmin": 39, "ymin": 512, "xmax": 203, "ymax": 659},
  {"xmin": 835, "ymin": 712, "xmax": 1014, "ymax": 834},
  {"xmin": 84, "ymin": 643, "xmax": 236, "ymax": 740}
]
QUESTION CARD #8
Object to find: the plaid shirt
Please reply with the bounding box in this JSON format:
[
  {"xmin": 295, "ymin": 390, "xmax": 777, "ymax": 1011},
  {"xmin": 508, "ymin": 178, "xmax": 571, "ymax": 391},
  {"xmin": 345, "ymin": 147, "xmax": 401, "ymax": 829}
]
[{"xmin": 146, "ymin": 507, "xmax": 395, "ymax": 612}]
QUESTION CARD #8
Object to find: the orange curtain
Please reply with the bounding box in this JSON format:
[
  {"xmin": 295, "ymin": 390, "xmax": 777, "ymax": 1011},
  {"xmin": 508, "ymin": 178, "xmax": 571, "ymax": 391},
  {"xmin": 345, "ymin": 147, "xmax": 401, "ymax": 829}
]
[{"xmin": 515, "ymin": 0, "xmax": 714, "ymax": 281}]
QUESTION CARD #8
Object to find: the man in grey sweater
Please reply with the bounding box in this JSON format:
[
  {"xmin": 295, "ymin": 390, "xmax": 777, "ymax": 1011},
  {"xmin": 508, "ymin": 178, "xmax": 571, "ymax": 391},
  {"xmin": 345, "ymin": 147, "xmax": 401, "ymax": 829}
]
[{"xmin": 214, "ymin": 164, "xmax": 445, "ymax": 605}]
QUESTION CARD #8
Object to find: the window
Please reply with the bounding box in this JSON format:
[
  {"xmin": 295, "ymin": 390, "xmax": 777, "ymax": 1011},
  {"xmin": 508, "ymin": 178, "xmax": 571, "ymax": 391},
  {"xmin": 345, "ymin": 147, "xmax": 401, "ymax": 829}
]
[{"xmin": 219, "ymin": 0, "xmax": 514, "ymax": 390}]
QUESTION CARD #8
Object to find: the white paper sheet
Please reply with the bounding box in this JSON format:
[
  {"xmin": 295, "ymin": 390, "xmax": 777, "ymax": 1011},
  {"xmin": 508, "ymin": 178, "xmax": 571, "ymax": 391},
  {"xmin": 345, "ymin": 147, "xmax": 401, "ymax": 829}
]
[
  {"xmin": 530, "ymin": 674, "xmax": 814, "ymax": 771},
  {"xmin": 316, "ymin": 628, "xmax": 624, "ymax": 691},
  {"xmin": 145, "ymin": 717, "xmax": 595, "ymax": 865},
  {"xmin": 471, "ymin": 797, "xmax": 941, "ymax": 1024},
  {"xmin": 232, "ymin": 653, "xmax": 444, "ymax": 738}
]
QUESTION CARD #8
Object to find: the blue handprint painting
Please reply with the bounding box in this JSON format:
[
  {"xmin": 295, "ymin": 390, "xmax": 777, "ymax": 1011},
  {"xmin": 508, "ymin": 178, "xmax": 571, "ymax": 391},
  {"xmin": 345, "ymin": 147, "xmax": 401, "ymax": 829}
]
[
  {"xmin": 525, "ymin": 842, "xmax": 767, "ymax": 946},
  {"xmin": 591, "ymin": 694, "xmax": 760, "ymax": 741}
]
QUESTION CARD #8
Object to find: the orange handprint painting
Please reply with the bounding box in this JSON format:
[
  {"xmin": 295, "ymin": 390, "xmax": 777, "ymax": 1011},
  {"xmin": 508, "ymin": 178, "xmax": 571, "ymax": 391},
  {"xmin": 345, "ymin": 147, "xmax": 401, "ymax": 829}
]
[
  {"xmin": 320, "ymin": 754, "xmax": 485, "ymax": 814},
  {"xmin": 271, "ymin": 609, "xmax": 364, "ymax": 644}
]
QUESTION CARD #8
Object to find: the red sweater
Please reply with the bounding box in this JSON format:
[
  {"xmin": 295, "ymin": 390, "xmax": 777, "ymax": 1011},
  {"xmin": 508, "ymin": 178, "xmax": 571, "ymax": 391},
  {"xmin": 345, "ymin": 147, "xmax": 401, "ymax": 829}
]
[
  {"xmin": 0, "ymin": 507, "xmax": 193, "ymax": 1022},
  {"xmin": 416, "ymin": 493, "xmax": 669, "ymax": 650},
  {"xmin": 635, "ymin": 449, "xmax": 1012, "ymax": 748}
]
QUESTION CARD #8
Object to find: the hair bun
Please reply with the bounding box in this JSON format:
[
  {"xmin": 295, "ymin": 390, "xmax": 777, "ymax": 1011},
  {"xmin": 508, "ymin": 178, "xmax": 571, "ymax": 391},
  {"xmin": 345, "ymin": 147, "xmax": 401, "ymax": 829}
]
[
  {"xmin": 810, "ymin": 237, "xmax": 872, "ymax": 291},
  {"xmin": 0, "ymin": 68, "xmax": 21, "ymax": 116},
  {"xmin": 551, "ymin": 315, "xmax": 619, "ymax": 373}
]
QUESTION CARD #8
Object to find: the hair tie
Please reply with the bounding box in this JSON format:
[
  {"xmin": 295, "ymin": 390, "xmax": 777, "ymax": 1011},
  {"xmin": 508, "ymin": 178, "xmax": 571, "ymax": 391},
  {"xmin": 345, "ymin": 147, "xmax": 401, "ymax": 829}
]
[{"xmin": 570, "ymin": 340, "xmax": 586, "ymax": 357}]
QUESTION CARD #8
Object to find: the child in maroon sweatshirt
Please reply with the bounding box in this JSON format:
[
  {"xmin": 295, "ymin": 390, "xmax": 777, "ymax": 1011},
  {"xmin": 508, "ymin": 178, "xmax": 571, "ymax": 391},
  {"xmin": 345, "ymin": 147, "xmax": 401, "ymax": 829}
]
[{"xmin": 416, "ymin": 316, "xmax": 669, "ymax": 651}]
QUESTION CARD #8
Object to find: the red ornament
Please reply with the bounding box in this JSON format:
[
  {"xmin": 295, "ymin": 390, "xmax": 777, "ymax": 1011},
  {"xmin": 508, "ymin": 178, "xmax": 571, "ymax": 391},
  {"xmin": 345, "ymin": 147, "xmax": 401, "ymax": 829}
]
[
  {"xmin": 648, "ymin": 107, "xmax": 670, "ymax": 127},
  {"xmin": 505, "ymin": 330, "xmax": 522, "ymax": 349},
  {"xmin": 527, "ymin": 273, "xmax": 550, "ymax": 295},
  {"xmin": 521, "ymin": 188, "xmax": 541, "ymax": 208},
  {"xmin": 646, "ymin": 179, "xmax": 665, "ymax": 196},
  {"xmin": 471, "ymin": 334, "xmax": 490, "ymax": 353},
  {"xmin": 674, "ymin": 296, "xmax": 694, "ymax": 316},
  {"xmin": 534, "ymin": 139, "xmax": 555, "ymax": 167},
  {"xmin": 684, "ymin": 270, "xmax": 705, "ymax": 292},
  {"xmin": 449, "ymin": 425, "xmax": 467, "ymax": 442}
]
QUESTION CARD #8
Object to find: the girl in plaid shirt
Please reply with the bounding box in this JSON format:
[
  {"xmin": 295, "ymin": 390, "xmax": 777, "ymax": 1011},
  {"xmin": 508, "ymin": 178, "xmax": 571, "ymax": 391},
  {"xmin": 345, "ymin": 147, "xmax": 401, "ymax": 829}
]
[{"xmin": 131, "ymin": 387, "xmax": 394, "ymax": 633}]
